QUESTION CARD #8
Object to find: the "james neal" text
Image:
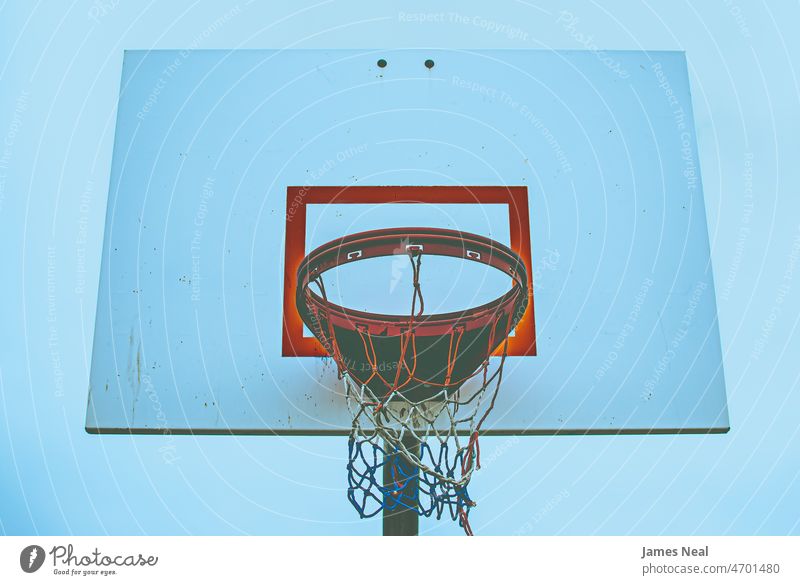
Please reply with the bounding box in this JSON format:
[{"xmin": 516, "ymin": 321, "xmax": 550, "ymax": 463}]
[{"xmin": 641, "ymin": 546, "xmax": 708, "ymax": 559}]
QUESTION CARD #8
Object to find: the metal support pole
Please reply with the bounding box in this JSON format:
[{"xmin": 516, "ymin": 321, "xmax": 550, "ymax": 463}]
[{"xmin": 382, "ymin": 434, "xmax": 420, "ymax": 536}]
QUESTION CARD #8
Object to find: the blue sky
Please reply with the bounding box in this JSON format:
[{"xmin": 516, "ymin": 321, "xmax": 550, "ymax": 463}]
[{"xmin": 0, "ymin": 1, "xmax": 798, "ymax": 535}]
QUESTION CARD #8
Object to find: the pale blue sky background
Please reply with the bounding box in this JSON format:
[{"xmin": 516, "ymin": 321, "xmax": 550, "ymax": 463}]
[{"xmin": 0, "ymin": 1, "xmax": 798, "ymax": 535}]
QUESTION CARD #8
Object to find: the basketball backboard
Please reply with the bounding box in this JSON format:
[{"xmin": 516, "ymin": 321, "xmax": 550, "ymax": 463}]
[{"xmin": 86, "ymin": 49, "xmax": 728, "ymax": 436}]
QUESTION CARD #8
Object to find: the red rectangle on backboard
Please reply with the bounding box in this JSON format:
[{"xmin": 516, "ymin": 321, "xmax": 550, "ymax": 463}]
[{"xmin": 282, "ymin": 186, "xmax": 536, "ymax": 357}]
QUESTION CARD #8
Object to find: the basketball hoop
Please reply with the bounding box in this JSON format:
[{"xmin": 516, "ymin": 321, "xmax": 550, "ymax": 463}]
[{"xmin": 296, "ymin": 228, "xmax": 529, "ymax": 535}]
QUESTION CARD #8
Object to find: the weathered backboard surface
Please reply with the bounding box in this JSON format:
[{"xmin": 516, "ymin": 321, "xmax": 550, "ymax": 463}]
[{"xmin": 86, "ymin": 49, "xmax": 729, "ymax": 435}]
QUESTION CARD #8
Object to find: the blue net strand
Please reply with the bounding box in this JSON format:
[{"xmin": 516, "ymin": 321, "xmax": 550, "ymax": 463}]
[{"xmin": 346, "ymin": 431, "xmax": 476, "ymax": 527}]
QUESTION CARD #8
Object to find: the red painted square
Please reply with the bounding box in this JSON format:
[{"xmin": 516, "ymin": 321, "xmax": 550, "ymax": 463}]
[{"xmin": 282, "ymin": 186, "xmax": 536, "ymax": 357}]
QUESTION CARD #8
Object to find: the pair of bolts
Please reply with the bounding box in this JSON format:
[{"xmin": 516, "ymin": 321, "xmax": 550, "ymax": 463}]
[{"xmin": 377, "ymin": 59, "xmax": 435, "ymax": 69}]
